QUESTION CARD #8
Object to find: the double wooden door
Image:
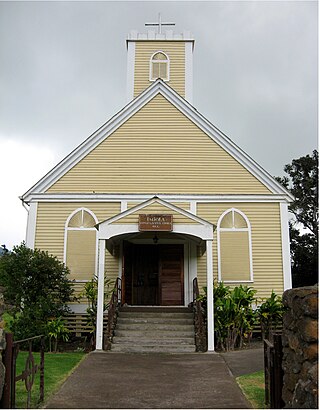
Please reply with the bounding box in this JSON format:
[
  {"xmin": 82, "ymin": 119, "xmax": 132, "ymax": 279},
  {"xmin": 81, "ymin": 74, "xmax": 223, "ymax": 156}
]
[{"xmin": 123, "ymin": 243, "xmax": 184, "ymax": 306}]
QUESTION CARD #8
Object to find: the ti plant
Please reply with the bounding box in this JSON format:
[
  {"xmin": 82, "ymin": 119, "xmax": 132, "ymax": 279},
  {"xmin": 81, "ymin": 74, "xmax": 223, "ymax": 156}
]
[
  {"xmin": 80, "ymin": 275, "xmax": 112, "ymax": 344},
  {"xmin": 46, "ymin": 317, "xmax": 70, "ymax": 352},
  {"xmin": 255, "ymin": 291, "xmax": 285, "ymax": 341}
]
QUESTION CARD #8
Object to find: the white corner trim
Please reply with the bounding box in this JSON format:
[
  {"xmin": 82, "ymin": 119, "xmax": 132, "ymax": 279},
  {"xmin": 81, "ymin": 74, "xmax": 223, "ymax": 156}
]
[
  {"xmin": 280, "ymin": 202, "xmax": 292, "ymax": 290},
  {"xmin": 25, "ymin": 202, "xmax": 38, "ymax": 249},
  {"xmin": 126, "ymin": 41, "xmax": 135, "ymax": 102},
  {"xmin": 185, "ymin": 42, "xmax": 193, "ymax": 104}
]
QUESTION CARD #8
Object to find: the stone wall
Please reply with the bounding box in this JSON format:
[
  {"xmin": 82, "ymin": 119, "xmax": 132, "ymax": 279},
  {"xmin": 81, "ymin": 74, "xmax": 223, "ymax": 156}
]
[{"xmin": 282, "ymin": 286, "xmax": 318, "ymax": 408}]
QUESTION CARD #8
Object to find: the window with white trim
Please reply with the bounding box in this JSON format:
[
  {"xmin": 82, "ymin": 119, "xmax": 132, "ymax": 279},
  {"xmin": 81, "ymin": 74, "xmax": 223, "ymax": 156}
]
[
  {"xmin": 150, "ymin": 51, "xmax": 169, "ymax": 81},
  {"xmin": 65, "ymin": 209, "xmax": 98, "ymax": 280},
  {"xmin": 218, "ymin": 208, "xmax": 253, "ymax": 282}
]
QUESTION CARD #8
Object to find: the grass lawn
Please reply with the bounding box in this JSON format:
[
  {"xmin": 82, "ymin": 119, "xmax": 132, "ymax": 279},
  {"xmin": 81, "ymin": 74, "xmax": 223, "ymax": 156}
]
[
  {"xmin": 236, "ymin": 370, "xmax": 266, "ymax": 409},
  {"xmin": 15, "ymin": 351, "xmax": 86, "ymax": 409}
]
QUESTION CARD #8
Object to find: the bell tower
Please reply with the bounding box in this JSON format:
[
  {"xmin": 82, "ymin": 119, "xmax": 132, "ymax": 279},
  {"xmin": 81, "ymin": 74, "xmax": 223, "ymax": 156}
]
[{"xmin": 126, "ymin": 15, "xmax": 195, "ymax": 103}]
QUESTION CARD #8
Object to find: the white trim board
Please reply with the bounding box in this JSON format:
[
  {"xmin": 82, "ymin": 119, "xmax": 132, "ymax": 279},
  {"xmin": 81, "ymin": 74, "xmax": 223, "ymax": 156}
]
[
  {"xmin": 21, "ymin": 80, "xmax": 293, "ymax": 203},
  {"xmin": 126, "ymin": 41, "xmax": 135, "ymax": 102},
  {"xmin": 25, "ymin": 193, "xmax": 291, "ymax": 204},
  {"xmin": 280, "ymin": 202, "xmax": 292, "ymax": 290},
  {"xmin": 25, "ymin": 202, "xmax": 38, "ymax": 249},
  {"xmin": 185, "ymin": 41, "xmax": 193, "ymax": 104}
]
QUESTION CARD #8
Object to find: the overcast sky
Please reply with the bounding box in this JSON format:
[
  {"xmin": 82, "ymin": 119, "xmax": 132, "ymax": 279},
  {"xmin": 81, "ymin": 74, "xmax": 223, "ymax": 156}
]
[{"xmin": 0, "ymin": 1, "xmax": 318, "ymax": 249}]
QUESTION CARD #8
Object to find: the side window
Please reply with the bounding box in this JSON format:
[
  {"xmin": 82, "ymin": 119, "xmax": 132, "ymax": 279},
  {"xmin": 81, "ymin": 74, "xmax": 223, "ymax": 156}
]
[
  {"xmin": 217, "ymin": 208, "xmax": 253, "ymax": 282},
  {"xmin": 150, "ymin": 51, "xmax": 169, "ymax": 81},
  {"xmin": 65, "ymin": 209, "xmax": 98, "ymax": 280}
]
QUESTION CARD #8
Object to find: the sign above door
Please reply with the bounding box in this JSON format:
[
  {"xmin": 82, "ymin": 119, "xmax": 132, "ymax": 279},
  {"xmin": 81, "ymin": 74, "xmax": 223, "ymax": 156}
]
[{"xmin": 139, "ymin": 214, "xmax": 173, "ymax": 231}]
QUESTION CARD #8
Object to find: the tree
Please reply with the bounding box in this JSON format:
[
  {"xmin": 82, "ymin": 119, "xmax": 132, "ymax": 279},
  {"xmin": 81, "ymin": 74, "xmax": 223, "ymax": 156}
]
[
  {"xmin": 276, "ymin": 150, "xmax": 318, "ymax": 287},
  {"xmin": 0, "ymin": 243, "xmax": 74, "ymax": 339}
]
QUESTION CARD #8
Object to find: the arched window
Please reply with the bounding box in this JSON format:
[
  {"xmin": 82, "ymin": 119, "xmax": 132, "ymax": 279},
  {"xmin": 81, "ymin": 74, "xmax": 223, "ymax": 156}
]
[
  {"xmin": 150, "ymin": 51, "xmax": 170, "ymax": 81},
  {"xmin": 64, "ymin": 208, "xmax": 98, "ymax": 281},
  {"xmin": 217, "ymin": 208, "xmax": 253, "ymax": 282}
]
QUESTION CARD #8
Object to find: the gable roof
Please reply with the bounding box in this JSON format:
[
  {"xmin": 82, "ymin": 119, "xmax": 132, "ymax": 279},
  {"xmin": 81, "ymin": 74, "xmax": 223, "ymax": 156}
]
[{"xmin": 20, "ymin": 79, "xmax": 293, "ymax": 202}]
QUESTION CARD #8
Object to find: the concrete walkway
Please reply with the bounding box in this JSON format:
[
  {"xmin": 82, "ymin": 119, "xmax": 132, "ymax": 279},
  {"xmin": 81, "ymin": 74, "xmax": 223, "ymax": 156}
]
[
  {"xmin": 220, "ymin": 346, "xmax": 264, "ymax": 377},
  {"xmin": 45, "ymin": 352, "xmax": 253, "ymax": 409}
]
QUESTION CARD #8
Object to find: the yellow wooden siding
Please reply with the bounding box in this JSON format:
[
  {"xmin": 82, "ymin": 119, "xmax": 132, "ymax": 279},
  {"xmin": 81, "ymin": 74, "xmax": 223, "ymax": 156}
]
[
  {"xmin": 34, "ymin": 202, "xmax": 121, "ymax": 261},
  {"xmin": 66, "ymin": 230, "xmax": 96, "ymax": 281},
  {"xmin": 112, "ymin": 202, "xmax": 198, "ymax": 225},
  {"xmin": 197, "ymin": 202, "xmax": 283, "ymax": 299},
  {"xmin": 127, "ymin": 201, "xmax": 190, "ymax": 212},
  {"xmin": 220, "ymin": 231, "xmax": 250, "ymax": 281},
  {"xmin": 105, "ymin": 251, "xmax": 119, "ymax": 283},
  {"xmin": 69, "ymin": 280, "xmax": 114, "ymax": 306},
  {"xmin": 134, "ymin": 42, "xmax": 185, "ymax": 97},
  {"xmin": 47, "ymin": 95, "xmax": 270, "ymax": 195},
  {"xmin": 70, "ymin": 281, "xmax": 87, "ymax": 304}
]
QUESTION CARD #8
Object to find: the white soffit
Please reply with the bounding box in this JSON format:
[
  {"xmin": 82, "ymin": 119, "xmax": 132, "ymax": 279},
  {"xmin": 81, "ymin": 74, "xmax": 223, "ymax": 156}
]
[{"xmin": 21, "ymin": 79, "xmax": 293, "ymax": 202}]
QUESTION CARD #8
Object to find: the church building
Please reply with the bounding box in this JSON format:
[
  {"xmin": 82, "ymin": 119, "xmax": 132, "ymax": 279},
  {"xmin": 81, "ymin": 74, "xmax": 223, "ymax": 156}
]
[{"xmin": 21, "ymin": 18, "xmax": 292, "ymax": 352}]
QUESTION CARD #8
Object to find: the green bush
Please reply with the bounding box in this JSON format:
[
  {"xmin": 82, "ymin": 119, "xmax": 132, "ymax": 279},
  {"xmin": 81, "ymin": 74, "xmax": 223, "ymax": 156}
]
[
  {"xmin": 80, "ymin": 275, "xmax": 112, "ymax": 344},
  {"xmin": 199, "ymin": 283, "xmax": 283, "ymax": 350},
  {"xmin": 256, "ymin": 291, "xmax": 285, "ymax": 340},
  {"xmin": 0, "ymin": 243, "xmax": 74, "ymax": 340},
  {"xmin": 46, "ymin": 317, "xmax": 70, "ymax": 352}
]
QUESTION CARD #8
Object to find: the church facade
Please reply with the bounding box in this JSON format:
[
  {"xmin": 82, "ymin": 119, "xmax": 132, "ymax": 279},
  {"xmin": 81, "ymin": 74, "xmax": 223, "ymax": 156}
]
[{"xmin": 21, "ymin": 23, "xmax": 292, "ymax": 351}]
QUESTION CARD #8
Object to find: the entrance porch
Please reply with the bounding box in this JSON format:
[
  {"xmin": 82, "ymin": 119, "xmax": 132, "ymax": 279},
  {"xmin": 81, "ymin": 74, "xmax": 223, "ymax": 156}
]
[{"xmin": 94, "ymin": 197, "xmax": 216, "ymax": 351}]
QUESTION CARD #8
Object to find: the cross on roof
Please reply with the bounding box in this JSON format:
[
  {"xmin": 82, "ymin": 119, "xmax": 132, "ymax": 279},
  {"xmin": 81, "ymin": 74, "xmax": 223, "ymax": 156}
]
[{"xmin": 145, "ymin": 13, "xmax": 175, "ymax": 34}]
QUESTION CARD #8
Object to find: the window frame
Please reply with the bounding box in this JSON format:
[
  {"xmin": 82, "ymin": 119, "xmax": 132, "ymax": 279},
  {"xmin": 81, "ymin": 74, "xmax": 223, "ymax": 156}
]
[
  {"xmin": 217, "ymin": 208, "xmax": 254, "ymax": 283},
  {"xmin": 149, "ymin": 51, "xmax": 170, "ymax": 82},
  {"xmin": 64, "ymin": 208, "xmax": 99, "ymax": 280}
]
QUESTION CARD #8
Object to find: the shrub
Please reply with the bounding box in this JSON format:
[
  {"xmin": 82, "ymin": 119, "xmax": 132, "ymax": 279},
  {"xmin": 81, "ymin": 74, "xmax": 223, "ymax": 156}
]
[
  {"xmin": 199, "ymin": 283, "xmax": 284, "ymax": 350},
  {"xmin": 46, "ymin": 317, "xmax": 70, "ymax": 352},
  {"xmin": 80, "ymin": 275, "xmax": 112, "ymax": 344},
  {"xmin": 256, "ymin": 291, "xmax": 285, "ymax": 340},
  {"xmin": 199, "ymin": 282, "xmax": 257, "ymax": 351},
  {"xmin": 0, "ymin": 243, "xmax": 74, "ymax": 339}
]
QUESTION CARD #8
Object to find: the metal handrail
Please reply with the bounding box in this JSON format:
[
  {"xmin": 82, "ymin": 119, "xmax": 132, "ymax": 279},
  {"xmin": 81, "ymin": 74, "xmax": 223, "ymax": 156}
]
[
  {"xmin": 104, "ymin": 277, "xmax": 121, "ymax": 350},
  {"xmin": 193, "ymin": 277, "xmax": 207, "ymax": 352}
]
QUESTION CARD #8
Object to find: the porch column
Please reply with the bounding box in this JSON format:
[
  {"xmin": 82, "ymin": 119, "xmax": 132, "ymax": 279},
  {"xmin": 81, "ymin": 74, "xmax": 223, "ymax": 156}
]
[
  {"xmin": 206, "ymin": 239, "xmax": 214, "ymax": 351},
  {"xmin": 96, "ymin": 239, "xmax": 106, "ymax": 350}
]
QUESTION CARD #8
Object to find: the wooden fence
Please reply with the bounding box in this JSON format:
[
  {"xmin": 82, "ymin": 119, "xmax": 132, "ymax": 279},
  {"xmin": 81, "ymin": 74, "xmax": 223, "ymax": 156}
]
[
  {"xmin": 264, "ymin": 333, "xmax": 284, "ymax": 409},
  {"xmin": 63, "ymin": 314, "xmax": 108, "ymax": 336}
]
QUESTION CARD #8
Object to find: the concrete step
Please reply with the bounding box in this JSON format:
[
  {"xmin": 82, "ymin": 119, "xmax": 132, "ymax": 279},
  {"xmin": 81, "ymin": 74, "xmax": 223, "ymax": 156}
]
[
  {"xmin": 111, "ymin": 306, "xmax": 196, "ymax": 353},
  {"xmin": 119, "ymin": 311, "xmax": 193, "ymax": 319},
  {"xmin": 117, "ymin": 317, "xmax": 194, "ymax": 325},
  {"xmin": 111, "ymin": 344, "xmax": 196, "ymax": 353},
  {"xmin": 119, "ymin": 306, "xmax": 192, "ymax": 313},
  {"xmin": 116, "ymin": 323, "xmax": 193, "ymax": 331},
  {"xmin": 112, "ymin": 337, "xmax": 195, "ymax": 345},
  {"xmin": 114, "ymin": 329, "xmax": 195, "ymax": 338}
]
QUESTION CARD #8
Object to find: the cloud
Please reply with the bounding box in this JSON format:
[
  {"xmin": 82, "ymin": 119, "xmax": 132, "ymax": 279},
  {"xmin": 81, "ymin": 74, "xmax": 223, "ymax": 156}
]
[{"xmin": 0, "ymin": 138, "xmax": 56, "ymax": 249}]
